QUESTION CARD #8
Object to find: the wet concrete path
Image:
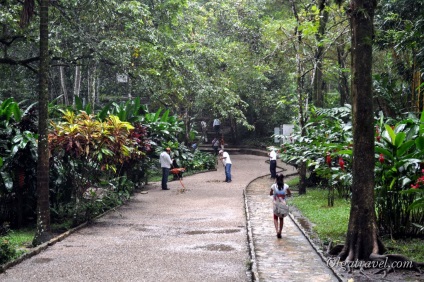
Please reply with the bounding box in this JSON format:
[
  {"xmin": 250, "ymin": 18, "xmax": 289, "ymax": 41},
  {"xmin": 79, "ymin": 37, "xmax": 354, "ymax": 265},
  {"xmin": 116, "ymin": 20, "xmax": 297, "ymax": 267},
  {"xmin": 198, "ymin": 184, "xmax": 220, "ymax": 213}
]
[{"xmin": 0, "ymin": 154, "xmax": 339, "ymax": 281}]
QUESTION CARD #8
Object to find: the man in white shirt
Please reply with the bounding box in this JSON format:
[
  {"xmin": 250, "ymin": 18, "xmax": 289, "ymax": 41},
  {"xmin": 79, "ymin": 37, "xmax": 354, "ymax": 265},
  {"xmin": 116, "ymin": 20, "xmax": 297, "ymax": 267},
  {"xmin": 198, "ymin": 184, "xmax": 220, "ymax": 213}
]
[
  {"xmin": 201, "ymin": 120, "xmax": 208, "ymax": 142},
  {"xmin": 159, "ymin": 147, "xmax": 173, "ymax": 190},
  {"xmin": 269, "ymin": 148, "xmax": 277, "ymax": 179},
  {"xmin": 213, "ymin": 118, "xmax": 220, "ymax": 136},
  {"xmin": 219, "ymin": 150, "xmax": 232, "ymax": 183}
]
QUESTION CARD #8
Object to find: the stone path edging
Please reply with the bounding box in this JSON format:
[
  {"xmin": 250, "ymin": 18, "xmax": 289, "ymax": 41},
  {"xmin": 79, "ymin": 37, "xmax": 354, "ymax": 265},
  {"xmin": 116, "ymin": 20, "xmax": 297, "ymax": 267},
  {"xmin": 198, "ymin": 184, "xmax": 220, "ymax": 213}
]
[{"xmin": 288, "ymin": 207, "xmax": 343, "ymax": 282}]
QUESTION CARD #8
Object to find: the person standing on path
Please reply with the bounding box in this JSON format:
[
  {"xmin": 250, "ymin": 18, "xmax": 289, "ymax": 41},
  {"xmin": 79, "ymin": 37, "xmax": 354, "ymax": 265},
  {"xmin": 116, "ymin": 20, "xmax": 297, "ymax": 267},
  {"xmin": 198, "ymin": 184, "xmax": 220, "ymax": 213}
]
[
  {"xmin": 270, "ymin": 174, "xmax": 291, "ymax": 238},
  {"xmin": 219, "ymin": 149, "xmax": 232, "ymax": 183},
  {"xmin": 211, "ymin": 137, "xmax": 220, "ymax": 155},
  {"xmin": 159, "ymin": 147, "xmax": 173, "ymax": 190},
  {"xmin": 268, "ymin": 148, "xmax": 277, "ymax": 179},
  {"xmin": 201, "ymin": 120, "xmax": 208, "ymax": 143},
  {"xmin": 213, "ymin": 118, "xmax": 220, "ymax": 136}
]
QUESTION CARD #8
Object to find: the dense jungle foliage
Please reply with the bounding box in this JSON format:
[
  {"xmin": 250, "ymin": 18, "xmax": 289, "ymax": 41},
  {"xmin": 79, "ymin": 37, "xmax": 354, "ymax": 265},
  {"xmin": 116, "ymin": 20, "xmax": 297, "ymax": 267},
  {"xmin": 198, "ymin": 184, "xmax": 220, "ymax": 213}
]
[
  {"xmin": 281, "ymin": 106, "xmax": 424, "ymax": 238},
  {"xmin": 0, "ymin": 97, "xmax": 216, "ymax": 229}
]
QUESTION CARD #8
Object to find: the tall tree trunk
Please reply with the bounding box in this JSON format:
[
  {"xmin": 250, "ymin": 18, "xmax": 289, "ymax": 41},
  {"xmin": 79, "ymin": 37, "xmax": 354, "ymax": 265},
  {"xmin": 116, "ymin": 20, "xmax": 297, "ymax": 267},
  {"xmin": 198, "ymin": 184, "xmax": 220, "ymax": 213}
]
[
  {"xmin": 337, "ymin": 42, "xmax": 350, "ymax": 106},
  {"xmin": 312, "ymin": 0, "xmax": 329, "ymax": 108},
  {"xmin": 290, "ymin": 0, "xmax": 307, "ymax": 194},
  {"xmin": 33, "ymin": 0, "xmax": 52, "ymax": 246},
  {"xmin": 73, "ymin": 65, "xmax": 81, "ymax": 106},
  {"xmin": 59, "ymin": 65, "xmax": 69, "ymax": 106},
  {"xmin": 412, "ymin": 52, "xmax": 421, "ymax": 112},
  {"xmin": 339, "ymin": 0, "xmax": 380, "ymax": 261}
]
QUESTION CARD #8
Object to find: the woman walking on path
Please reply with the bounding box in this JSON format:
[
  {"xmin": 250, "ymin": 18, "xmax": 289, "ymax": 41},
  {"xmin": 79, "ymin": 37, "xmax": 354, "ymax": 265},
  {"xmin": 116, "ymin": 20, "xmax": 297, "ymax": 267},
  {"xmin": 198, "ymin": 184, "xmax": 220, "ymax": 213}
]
[{"xmin": 270, "ymin": 174, "xmax": 291, "ymax": 238}]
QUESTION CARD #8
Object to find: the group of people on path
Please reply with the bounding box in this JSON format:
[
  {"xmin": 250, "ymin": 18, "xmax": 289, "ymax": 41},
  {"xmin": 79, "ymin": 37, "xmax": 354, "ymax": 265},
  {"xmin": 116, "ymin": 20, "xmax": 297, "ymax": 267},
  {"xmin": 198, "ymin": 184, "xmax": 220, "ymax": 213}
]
[
  {"xmin": 160, "ymin": 124, "xmax": 291, "ymax": 238},
  {"xmin": 159, "ymin": 146, "xmax": 233, "ymax": 189}
]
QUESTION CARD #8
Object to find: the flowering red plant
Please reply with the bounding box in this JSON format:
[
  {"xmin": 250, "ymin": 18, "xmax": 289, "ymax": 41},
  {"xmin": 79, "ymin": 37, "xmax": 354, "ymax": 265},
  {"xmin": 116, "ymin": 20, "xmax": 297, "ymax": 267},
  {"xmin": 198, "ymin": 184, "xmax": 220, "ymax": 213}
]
[
  {"xmin": 338, "ymin": 156, "xmax": 345, "ymax": 171},
  {"xmin": 326, "ymin": 152, "xmax": 331, "ymax": 167},
  {"xmin": 411, "ymin": 170, "xmax": 424, "ymax": 190},
  {"xmin": 379, "ymin": 153, "xmax": 384, "ymax": 164},
  {"xmin": 375, "ymin": 126, "xmax": 381, "ymax": 142}
]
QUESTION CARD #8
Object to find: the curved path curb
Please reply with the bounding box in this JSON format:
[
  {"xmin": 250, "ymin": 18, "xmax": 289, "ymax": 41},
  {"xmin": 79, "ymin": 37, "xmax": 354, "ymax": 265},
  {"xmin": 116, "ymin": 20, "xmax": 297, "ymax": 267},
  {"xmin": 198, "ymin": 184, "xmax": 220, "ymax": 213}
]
[
  {"xmin": 288, "ymin": 209, "xmax": 343, "ymax": 282},
  {"xmin": 244, "ymin": 162, "xmax": 340, "ymax": 281}
]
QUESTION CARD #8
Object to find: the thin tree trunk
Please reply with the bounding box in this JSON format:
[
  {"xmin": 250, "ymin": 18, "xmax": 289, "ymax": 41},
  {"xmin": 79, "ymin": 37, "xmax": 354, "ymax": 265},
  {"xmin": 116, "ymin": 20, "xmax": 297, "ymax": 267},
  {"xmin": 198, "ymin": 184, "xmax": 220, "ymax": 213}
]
[
  {"xmin": 59, "ymin": 65, "xmax": 69, "ymax": 105},
  {"xmin": 87, "ymin": 67, "xmax": 91, "ymax": 106},
  {"xmin": 73, "ymin": 65, "xmax": 81, "ymax": 106},
  {"xmin": 33, "ymin": 0, "xmax": 52, "ymax": 246},
  {"xmin": 337, "ymin": 42, "xmax": 350, "ymax": 106},
  {"xmin": 90, "ymin": 64, "xmax": 97, "ymax": 109},
  {"xmin": 339, "ymin": 0, "xmax": 380, "ymax": 261}
]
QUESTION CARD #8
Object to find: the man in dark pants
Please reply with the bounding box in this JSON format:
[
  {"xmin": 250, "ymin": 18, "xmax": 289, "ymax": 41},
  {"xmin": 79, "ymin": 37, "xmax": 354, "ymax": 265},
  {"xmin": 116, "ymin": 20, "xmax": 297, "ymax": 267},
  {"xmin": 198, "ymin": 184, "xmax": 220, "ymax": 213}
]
[
  {"xmin": 269, "ymin": 148, "xmax": 277, "ymax": 179},
  {"xmin": 160, "ymin": 147, "xmax": 173, "ymax": 190},
  {"xmin": 213, "ymin": 118, "xmax": 220, "ymax": 136}
]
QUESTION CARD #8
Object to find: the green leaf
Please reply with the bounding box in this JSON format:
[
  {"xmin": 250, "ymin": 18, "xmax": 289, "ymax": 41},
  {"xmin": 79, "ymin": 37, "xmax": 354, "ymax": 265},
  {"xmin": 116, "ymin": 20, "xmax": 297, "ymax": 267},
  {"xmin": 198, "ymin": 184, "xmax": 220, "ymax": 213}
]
[
  {"xmin": 396, "ymin": 140, "xmax": 414, "ymax": 157},
  {"xmin": 161, "ymin": 110, "xmax": 169, "ymax": 122},
  {"xmin": 394, "ymin": 132, "xmax": 406, "ymax": 148},
  {"xmin": 420, "ymin": 110, "xmax": 424, "ymax": 135},
  {"xmin": 384, "ymin": 124, "xmax": 396, "ymax": 145},
  {"xmin": 98, "ymin": 102, "xmax": 113, "ymax": 121},
  {"xmin": 415, "ymin": 136, "xmax": 424, "ymax": 151},
  {"xmin": 337, "ymin": 149, "xmax": 352, "ymax": 156},
  {"xmin": 75, "ymin": 96, "xmax": 83, "ymax": 111},
  {"xmin": 375, "ymin": 147, "xmax": 394, "ymax": 160},
  {"xmin": 0, "ymin": 171, "xmax": 13, "ymax": 191},
  {"xmin": 409, "ymin": 197, "xmax": 424, "ymax": 211},
  {"xmin": 10, "ymin": 102, "xmax": 21, "ymax": 122},
  {"xmin": 401, "ymin": 177, "xmax": 412, "ymax": 188},
  {"xmin": 85, "ymin": 103, "xmax": 92, "ymax": 115}
]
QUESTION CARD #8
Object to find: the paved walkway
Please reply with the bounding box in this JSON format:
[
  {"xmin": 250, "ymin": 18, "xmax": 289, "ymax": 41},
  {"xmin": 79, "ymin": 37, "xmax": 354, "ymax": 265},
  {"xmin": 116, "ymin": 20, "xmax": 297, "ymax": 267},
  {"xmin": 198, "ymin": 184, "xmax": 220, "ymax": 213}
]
[
  {"xmin": 246, "ymin": 173, "xmax": 338, "ymax": 281},
  {"xmin": 0, "ymin": 154, "xmax": 339, "ymax": 281}
]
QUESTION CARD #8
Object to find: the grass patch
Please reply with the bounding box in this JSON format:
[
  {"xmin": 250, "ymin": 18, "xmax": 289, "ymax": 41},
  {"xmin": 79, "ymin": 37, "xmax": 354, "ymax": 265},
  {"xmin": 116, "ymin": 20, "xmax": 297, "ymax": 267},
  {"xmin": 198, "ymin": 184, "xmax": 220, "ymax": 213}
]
[
  {"xmin": 285, "ymin": 176, "xmax": 299, "ymax": 187},
  {"xmin": 0, "ymin": 228, "xmax": 35, "ymax": 263},
  {"xmin": 383, "ymin": 238, "xmax": 424, "ymax": 262},
  {"xmin": 288, "ymin": 181, "xmax": 424, "ymax": 262},
  {"xmin": 290, "ymin": 187, "xmax": 350, "ymax": 245},
  {"xmin": 8, "ymin": 229, "xmax": 34, "ymax": 247}
]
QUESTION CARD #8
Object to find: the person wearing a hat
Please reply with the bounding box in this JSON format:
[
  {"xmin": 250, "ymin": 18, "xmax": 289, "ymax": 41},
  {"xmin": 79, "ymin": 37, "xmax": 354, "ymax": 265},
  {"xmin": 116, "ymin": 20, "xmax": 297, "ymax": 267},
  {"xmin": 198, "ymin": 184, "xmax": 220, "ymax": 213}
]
[
  {"xmin": 159, "ymin": 147, "xmax": 173, "ymax": 190},
  {"xmin": 219, "ymin": 150, "xmax": 232, "ymax": 183}
]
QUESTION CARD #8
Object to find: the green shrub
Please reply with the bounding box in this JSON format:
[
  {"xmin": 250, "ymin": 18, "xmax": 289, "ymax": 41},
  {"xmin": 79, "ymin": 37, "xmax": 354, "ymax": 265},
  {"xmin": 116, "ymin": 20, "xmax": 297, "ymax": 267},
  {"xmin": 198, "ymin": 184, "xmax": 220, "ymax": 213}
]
[{"xmin": 0, "ymin": 237, "xmax": 17, "ymax": 264}]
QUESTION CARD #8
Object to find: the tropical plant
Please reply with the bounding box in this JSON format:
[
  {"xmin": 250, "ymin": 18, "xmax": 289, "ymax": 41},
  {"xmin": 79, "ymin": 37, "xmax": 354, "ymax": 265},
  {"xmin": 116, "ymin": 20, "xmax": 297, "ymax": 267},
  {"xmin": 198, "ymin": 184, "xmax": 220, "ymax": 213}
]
[
  {"xmin": 48, "ymin": 110, "xmax": 149, "ymax": 225},
  {"xmin": 0, "ymin": 99, "xmax": 38, "ymax": 228},
  {"xmin": 374, "ymin": 111, "xmax": 423, "ymax": 236},
  {"xmin": 284, "ymin": 106, "xmax": 424, "ymax": 236},
  {"xmin": 281, "ymin": 105, "xmax": 353, "ymax": 202}
]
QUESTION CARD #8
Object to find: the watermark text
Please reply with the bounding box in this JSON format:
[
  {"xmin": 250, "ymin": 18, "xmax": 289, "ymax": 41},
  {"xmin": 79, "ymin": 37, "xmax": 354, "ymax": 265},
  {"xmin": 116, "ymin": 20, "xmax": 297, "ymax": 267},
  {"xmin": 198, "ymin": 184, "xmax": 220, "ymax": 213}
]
[{"xmin": 327, "ymin": 257, "xmax": 414, "ymax": 271}]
